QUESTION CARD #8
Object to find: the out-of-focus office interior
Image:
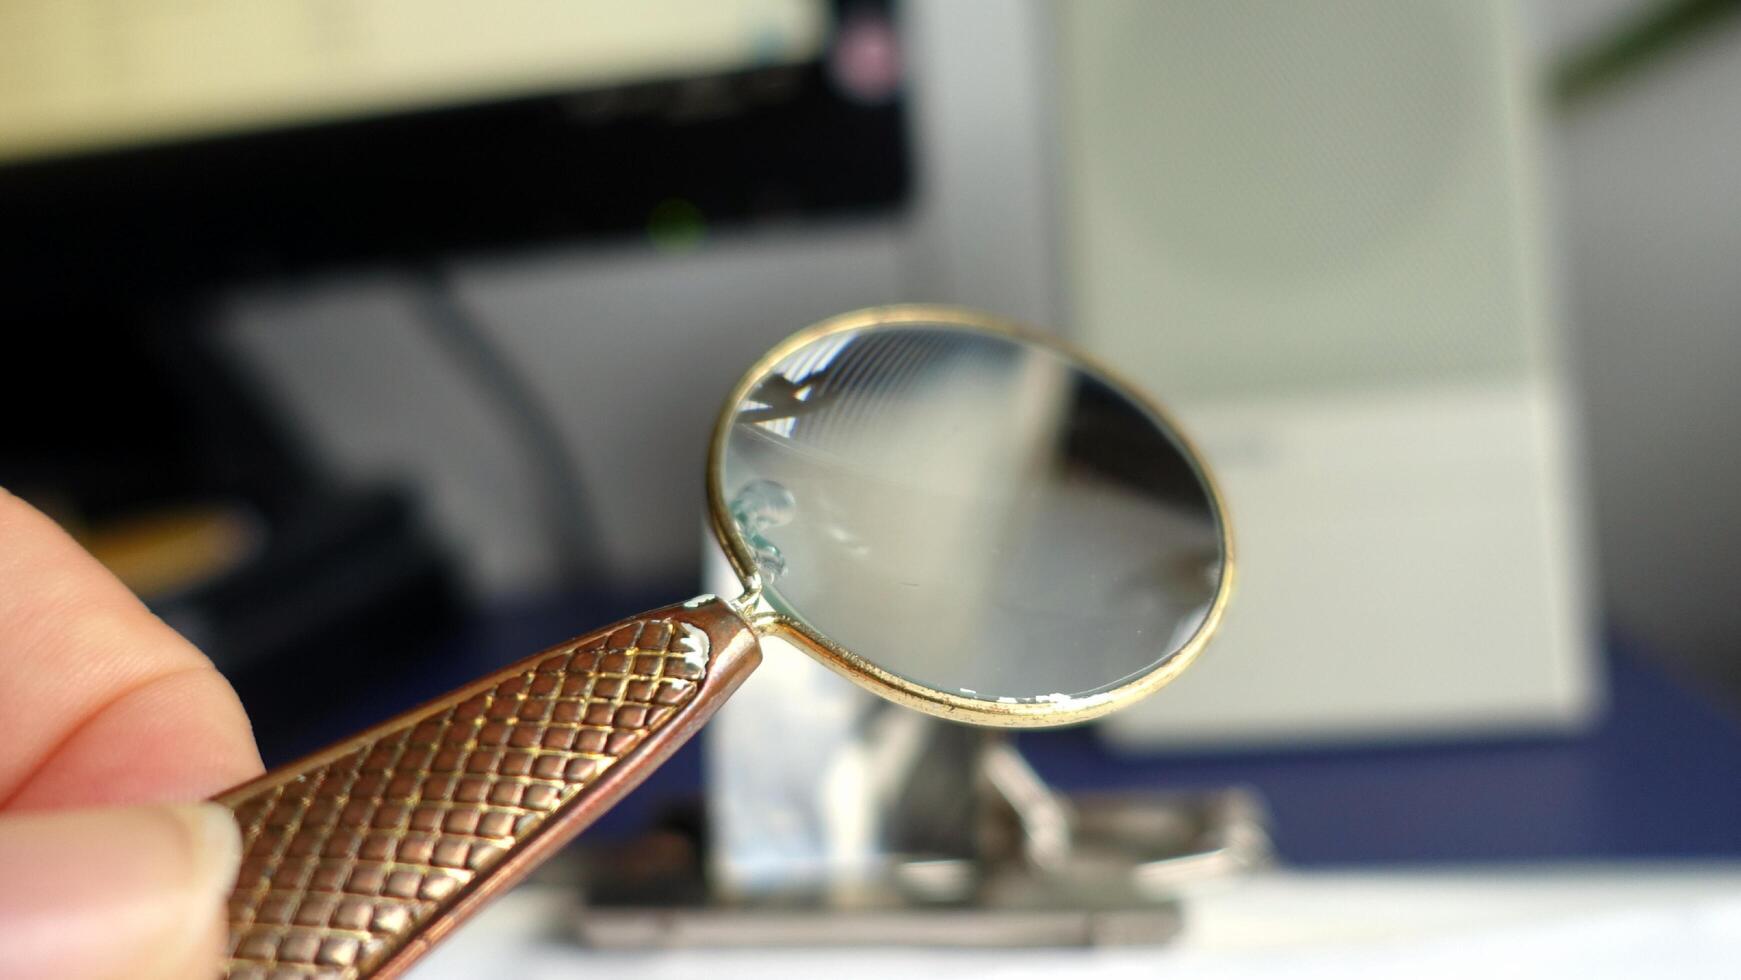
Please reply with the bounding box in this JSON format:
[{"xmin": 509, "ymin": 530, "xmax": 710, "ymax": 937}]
[{"xmin": 4, "ymin": 0, "xmax": 1740, "ymax": 974}]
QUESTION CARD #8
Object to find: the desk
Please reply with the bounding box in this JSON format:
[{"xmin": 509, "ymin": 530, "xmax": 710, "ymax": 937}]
[{"xmin": 1023, "ymin": 645, "xmax": 1741, "ymax": 865}]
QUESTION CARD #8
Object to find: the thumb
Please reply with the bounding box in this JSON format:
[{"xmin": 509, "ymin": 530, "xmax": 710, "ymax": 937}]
[{"xmin": 0, "ymin": 803, "xmax": 240, "ymax": 980}]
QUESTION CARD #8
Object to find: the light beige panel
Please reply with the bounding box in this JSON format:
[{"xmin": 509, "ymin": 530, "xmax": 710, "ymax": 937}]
[
  {"xmin": 1057, "ymin": 0, "xmax": 1599, "ymax": 746},
  {"xmin": 1058, "ymin": 0, "xmax": 1543, "ymax": 400}
]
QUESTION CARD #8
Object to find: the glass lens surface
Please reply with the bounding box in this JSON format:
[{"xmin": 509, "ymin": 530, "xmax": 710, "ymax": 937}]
[{"xmin": 719, "ymin": 322, "xmax": 1225, "ymax": 705}]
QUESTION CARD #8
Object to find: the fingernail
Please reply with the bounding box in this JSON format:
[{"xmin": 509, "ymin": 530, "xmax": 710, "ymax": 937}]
[
  {"xmin": 0, "ymin": 803, "xmax": 243, "ymax": 979},
  {"xmin": 173, "ymin": 801, "xmax": 245, "ymax": 902},
  {"xmin": 176, "ymin": 804, "xmax": 245, "ymax": 891}
]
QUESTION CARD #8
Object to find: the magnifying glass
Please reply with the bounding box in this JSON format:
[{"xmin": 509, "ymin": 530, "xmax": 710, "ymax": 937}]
[{"xmin": 215, "ymin": 305, "xmax": 1232, "ymax": 978}]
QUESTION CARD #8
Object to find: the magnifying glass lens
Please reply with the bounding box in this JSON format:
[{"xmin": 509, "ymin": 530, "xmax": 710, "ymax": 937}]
[{"xmin": 717, "ymin": 316, "xmax": 1228, "ymax": 711}]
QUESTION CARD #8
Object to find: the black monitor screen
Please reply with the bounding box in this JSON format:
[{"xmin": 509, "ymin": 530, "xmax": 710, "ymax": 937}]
[{"xmin": 0, "ymin": 0, "xmax": 910, "ymax": 309}]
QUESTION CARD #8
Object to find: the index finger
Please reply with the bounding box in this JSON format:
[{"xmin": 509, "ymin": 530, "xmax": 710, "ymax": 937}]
[{"xmin": 0, "ymin": 488, "xmax": 262, "ymax": 810}]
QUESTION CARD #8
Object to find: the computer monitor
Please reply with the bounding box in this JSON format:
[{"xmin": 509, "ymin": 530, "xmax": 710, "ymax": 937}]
[{"xmin": 0, "ymin": 0, "xmax": 910, "ymax": 310}]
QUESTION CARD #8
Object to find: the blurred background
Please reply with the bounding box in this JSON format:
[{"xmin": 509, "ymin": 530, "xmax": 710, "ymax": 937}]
[{"xmin": 3, "ymin": 0, "xmax": 1740, "ymax": 970}]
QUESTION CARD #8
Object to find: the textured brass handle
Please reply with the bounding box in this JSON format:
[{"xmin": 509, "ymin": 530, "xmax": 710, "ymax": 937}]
[{"xmin": 215, "ymin": 597, "xmax": 759, "ymax": 979}]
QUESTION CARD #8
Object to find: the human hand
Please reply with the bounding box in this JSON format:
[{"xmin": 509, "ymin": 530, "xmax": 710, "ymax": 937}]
[{"xmin": 0, "ymin": 489, "xmax": 263, "ymax": 978}]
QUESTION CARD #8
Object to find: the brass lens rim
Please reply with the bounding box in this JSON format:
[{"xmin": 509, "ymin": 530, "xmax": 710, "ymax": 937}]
[{"xmin": 706, "ymin": 304, "xmax": 1234, "ymax": 728}]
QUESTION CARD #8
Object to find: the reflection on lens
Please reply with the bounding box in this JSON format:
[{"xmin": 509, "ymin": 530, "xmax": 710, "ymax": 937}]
[{"xmin": 719, "ymin": 322, "xmax": 1225, "ymax": 705}]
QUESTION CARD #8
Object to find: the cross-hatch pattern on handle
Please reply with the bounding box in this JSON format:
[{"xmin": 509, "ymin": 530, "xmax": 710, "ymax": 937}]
[{"xmin": 217, "ymin": 617, "xmax": 710, "ymax": 979}]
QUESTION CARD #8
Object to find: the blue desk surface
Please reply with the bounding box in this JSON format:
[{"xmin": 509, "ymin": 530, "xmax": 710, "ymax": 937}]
[
  {"xmin": 1022, "ymin": 647, "xmax": 1741, "ymax": 865},
  {"xmin": 257, "ymin": 591, "xmax": 1741, "ymax": 868}
]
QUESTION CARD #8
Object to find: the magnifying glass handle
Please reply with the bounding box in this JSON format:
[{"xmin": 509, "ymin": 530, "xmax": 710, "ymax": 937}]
[{"xmin": 212, "ymin": 596, "xmax": 760, "ymax": 980}]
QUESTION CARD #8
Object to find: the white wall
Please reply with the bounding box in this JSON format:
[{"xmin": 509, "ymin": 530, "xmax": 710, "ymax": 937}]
[
  {"xmin": 223, "ymin": 224, "xmax": 913, "ymax": 593},
  {"xmin": 1529, "ymin": 0, "xmax": 1741, "ymax": 686}
]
